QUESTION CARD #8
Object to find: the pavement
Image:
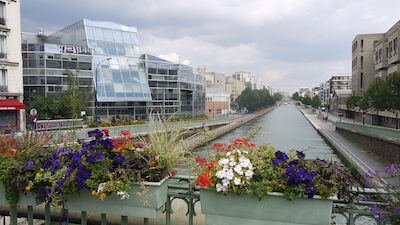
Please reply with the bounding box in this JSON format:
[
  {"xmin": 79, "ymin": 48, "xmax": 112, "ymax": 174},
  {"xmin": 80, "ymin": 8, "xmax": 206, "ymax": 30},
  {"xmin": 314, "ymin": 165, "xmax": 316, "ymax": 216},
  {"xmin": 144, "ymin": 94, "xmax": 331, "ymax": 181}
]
[{"xmin": 298, "ymin": 106, "xmax": 399, "ymax": 187}]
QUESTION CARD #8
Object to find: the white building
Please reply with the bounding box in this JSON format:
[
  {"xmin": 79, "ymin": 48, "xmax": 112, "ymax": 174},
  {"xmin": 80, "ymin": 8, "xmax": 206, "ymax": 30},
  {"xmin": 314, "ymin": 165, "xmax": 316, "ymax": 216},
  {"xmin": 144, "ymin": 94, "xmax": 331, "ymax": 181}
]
[
  {"xmin": 0, "ymin": 0, "xmax": 24, "ymax": 132},
  {"xmin": 298, "ymin": 87, "xmax": 311, "ymax": 98},
  {"xmin": 205, "ymin": 87, "xmax": 230, "ymax": 117}
]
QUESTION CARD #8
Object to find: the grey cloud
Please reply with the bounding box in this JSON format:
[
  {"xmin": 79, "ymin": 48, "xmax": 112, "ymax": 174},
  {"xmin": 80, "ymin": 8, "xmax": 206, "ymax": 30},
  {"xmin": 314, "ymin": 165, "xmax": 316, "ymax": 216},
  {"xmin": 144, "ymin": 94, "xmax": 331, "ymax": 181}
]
[{"xmin": 21, "ymin": 0, "xmax": 400, "ymax": 92}]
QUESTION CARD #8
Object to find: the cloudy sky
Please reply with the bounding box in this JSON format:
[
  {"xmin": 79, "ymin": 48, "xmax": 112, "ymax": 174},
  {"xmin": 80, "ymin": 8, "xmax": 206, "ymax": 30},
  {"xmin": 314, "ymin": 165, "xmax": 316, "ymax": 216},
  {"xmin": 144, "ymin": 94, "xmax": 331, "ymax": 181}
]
[{"xmin": 21, "ymin": 0, "xmax": 400, "ymax": 93}]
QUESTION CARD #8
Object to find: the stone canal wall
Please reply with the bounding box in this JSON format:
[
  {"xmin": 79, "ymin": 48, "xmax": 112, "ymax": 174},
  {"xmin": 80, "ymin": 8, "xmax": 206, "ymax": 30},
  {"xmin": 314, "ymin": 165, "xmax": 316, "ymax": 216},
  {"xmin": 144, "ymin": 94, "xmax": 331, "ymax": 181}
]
[
  {"xmin": 336, "ymin": 127, "xmax": 400, "ymax": 164},
  {"xmin": 184, "ymin": 105, "xmax": 278, "ymax": 150}
]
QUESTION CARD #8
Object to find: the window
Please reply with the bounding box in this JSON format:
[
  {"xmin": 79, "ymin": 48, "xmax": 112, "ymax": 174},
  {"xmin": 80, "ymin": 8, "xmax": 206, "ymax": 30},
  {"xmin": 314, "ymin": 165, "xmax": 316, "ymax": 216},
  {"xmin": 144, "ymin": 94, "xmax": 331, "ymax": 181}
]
[
  {"xmin": 360, "ymin": 73, "xmax": 363, "ymax": 89},
  {"xmin": 0, "ymin": 36, "xmax": 5, "ymax": 58},
  {"xmin": 0, "ymin": 69, "xmax": 6, "ymax": 86},
  {"xmin": 360, "ymin": 56, "xmax": 363, "ymax": 67},
  {"xmin": 46, "ymin": 60, "xmax": 61, "ymax": 69},
  {"xmin": 0, "ymin": 2, "xmax": 5, "ymax": 26},
  {"xmin": 63, "ymin": 61, "xmax": 78, "ymax": 69},
  {"xmin": 361, "ymin": 39, "xmax": 364, "ymax": 49},
  {"xmin": 148, "ymin": 68, "xmax": 157, "ymax": 74}
]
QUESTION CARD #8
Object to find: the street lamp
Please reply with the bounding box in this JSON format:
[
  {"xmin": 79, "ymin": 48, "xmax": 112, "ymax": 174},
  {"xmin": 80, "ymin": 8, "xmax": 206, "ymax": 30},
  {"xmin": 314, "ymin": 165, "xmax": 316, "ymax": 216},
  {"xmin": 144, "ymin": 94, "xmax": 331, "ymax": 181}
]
[{"xmin": 94, "ymin": 57, "xmax": 112, "ymax": 124}]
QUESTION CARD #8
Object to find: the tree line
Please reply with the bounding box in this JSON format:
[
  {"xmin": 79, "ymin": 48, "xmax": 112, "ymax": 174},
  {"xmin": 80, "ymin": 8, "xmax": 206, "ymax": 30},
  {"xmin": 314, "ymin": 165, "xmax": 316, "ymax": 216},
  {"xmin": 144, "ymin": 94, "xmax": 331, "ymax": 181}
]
[
  {"xmin": 234, "ymin": 88, "xmax": 275, "ymax": 112},
  {"xmin": 291, "ymin": 92, "xmax": 321, "ymax": 108},
  {"xmin": 346, "ymin": 72, "xmax": 400, "ymax": 113}
]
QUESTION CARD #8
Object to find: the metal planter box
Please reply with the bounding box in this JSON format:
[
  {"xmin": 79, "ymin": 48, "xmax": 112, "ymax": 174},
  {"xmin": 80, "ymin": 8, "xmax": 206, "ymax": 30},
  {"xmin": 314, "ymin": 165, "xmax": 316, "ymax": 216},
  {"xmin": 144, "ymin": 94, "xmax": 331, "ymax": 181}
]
[
  {"xmin": 0, "ymin": 177, "xmax": 168, "ymax": 219},
  {"xmin": 200, "ymin": 189, "xmax": 334, "ymax": 225},
  {"xmin": 65, "ymin": 177, "xmax": 168, "ymax": 218}
]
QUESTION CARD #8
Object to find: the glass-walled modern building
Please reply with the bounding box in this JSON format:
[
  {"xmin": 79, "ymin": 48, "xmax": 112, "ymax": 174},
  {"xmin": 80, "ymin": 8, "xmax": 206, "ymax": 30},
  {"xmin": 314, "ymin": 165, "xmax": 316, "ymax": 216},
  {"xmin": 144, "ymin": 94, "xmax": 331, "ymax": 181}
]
[
  {"xmin": 22, "ymin": 33, "xmax": 93, "ymax": 102},
  {"xmin": 23, "ymin": 19, "xmax": 152, "ymax": 120},
  {"xmin": 142, "ymin": 54, "xmax": 205, "ymax": 118},
  {"xmin": 22, "ymin": 19, "xmax": 205, "ymax": 120}
]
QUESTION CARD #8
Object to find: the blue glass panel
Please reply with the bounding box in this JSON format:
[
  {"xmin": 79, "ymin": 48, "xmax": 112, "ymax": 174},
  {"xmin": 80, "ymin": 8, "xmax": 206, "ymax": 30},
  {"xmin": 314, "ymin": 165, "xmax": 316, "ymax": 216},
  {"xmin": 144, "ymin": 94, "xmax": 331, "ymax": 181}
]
[
  {"xmin": 115, "ymin": 43, "xmax": 126, "ymax": 56},
  {"xmin": 103, "ymin": 29, "xmax": 114, "ymax": 42},
  {"xmin": 96, "ymin": 41, "xmax": 107, "ymax": 55},
  {"xmin": 104, "ymin": 83, "xmax": 115, "ymax": 97},
  {"xmin": 130, "ymin": 70, "xmax": 140, "ymax": 83},
  {"xmin": 94, "ymin": 27, "xmax": 105, "ymax": 41},
  {"xmin": 113, "ymin": 30, "xmax": 123, "ymax": 43},
  {"xmin": 106, "ymin": 42, "xmax": 117, "ymax": 55},
  {"xmin": 122, "ymin": 32, "xmax": 131, "ymax": 43},
  {"xmin": 121, "ymin": 69, "xmax": 131, "ymax": 82},
  {"xmin": 112, "ymin": 69, "xmax": 122, "ymax": 82},
  {"xmin": 97, "ymin": 83, "xmax": 106, "ymax": 97}
]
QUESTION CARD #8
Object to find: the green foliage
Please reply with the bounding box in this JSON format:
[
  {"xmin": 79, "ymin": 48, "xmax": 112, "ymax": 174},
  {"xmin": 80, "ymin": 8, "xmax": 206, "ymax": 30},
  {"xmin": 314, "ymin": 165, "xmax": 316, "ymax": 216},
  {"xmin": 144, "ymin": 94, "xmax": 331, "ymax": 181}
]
[
  {"xmin": 235, "ymin": 88, "xmax": 275, "ymax": 112},
  {"xmin": 291, "ymin": 92, "xmax": 301, "ymax": 101},
  {"xmin": 311, "ymin": 96, "xmax": 321, "ymax": 108},
  {"xmin": 28, "ymin": 70, "xmax": 91, "ymax": 119},
  {"xmin": 346, "ymin": 72, "xmax": 400, "ymax": 112},
  {"xmin": 273, "ymin": 93, "xmax": 284, "ymax": 102}
]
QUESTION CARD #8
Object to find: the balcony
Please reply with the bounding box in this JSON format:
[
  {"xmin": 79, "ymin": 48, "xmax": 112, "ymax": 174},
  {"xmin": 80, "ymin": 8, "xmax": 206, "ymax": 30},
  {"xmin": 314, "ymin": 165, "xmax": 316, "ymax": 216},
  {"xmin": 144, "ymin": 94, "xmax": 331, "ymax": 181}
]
[{"xmin": 0, "ymin": 17, "xmax": 5, "ymax": 26}]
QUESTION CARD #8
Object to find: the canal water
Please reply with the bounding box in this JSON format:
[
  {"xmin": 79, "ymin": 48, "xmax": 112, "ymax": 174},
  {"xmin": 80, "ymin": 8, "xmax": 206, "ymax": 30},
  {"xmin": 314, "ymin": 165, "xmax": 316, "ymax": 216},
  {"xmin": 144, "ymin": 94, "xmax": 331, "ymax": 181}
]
[{"xmin": 195, "ymin": 104, "xmax": 341, "ymax": 162}]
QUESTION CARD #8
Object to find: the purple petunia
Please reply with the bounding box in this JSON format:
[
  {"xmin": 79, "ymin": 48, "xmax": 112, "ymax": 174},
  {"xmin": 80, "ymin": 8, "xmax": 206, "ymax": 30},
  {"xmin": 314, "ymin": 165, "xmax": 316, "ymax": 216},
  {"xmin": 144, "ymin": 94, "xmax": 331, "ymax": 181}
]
[
  {"xmin": 88, "ymin": 129, "xmax": 104, "ymax": 138},
  {"xmin": 113, "ymin": 153, "xmax": 125, "ymax": 164},
  {"xmin": 272, "ymin": 158, "xmax": 282, "ymax": 166},
  {"xmin": 296, "ymin": 151, "xmax": 305, "ymax": 158},
  {"xmin": 275, "ymin": 151, "xmax": 289, "ymax": 161},
  {"xmin": 26, "ymin": 161, "xmax": 34, "ymax": 169}
]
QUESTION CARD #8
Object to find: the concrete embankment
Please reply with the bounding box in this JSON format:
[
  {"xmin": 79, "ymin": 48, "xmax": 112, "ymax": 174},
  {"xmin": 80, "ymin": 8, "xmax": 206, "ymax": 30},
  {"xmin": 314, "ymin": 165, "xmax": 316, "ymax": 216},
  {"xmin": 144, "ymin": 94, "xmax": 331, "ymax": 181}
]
[
  {"xmin": 297, "ymin": 106, "xmax": 397, "ymax": 187},
  {"xmin": 184, "ymin": 105, "xmax": 278, "ymax": 150}
]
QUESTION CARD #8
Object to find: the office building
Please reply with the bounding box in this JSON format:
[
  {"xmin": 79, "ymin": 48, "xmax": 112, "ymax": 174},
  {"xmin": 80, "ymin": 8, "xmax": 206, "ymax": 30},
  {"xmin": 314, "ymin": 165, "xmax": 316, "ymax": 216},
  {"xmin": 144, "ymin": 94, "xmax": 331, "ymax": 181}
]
[
  {"xmin": 142, "ymin": 54, "xmax": 205, "ymax": 118},
  {"xmin": 0, "ymin": 0, "xmax": 25, "ymax": 132},
  {"xmin": 205, "ymin": 87, "xmax": 230, "ymax": 118}
]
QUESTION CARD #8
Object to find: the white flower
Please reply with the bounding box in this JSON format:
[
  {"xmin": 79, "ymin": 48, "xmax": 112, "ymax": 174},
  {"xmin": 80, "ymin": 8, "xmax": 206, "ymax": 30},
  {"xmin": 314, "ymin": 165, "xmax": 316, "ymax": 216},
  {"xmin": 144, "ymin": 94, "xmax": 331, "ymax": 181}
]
[
  {"xmin": 234, "ymin": 165, "xmax": 243, "ymax": 175},
  {"xmin": 239, "ymin": 157, "xmax": 251, "ymax": 168},
  {"xmin": 222, "ymin": 179, "xmax": 230, "ymax": 187},
  {"xmin": 226, "ymin": 151, "xmax": 232, "ymax": 157},
  {"xmin": 245, "ymin": 170, "xmax": 254, "ymax": 179},
  {"xmin": 216, "ymin": 170, "xmax": 224, "ymax": 179},
  {"xmin": 218, "ymin": 158, "xmax": 229, "ymax": 166},
  {"xmin": 117, "ymin": 191, "xmax": 130, "ymax": 200},
  {"xmin": 216, "ymin": 183, "xmax": 224, "ymax": 192},
  {"xmin": 229, "ymin": 160, "xmax": 236, "ymax": 167},
  {"xmin": 233, "ymin": 177, "xmax": 241, "ymax": 185},
  {"xmin": 97, "ymin": 183, "xmax": 106, "ymax": 193},
  {"xmin": 226, "ymin": 169, "xmax": 234, "ymax": 180}
]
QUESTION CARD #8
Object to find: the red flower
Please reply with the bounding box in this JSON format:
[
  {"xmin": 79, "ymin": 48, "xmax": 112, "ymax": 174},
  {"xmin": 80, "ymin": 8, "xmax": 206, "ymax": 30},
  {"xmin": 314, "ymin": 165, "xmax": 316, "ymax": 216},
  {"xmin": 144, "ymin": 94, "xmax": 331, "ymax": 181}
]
[
  {"xmin": 121, "ymin": 130, "xmax": 131, "ymax": 137},
  {"xmin": 102, "ymin": 129, "xmax": 110, "ymax": 136},
  {"xmin": 195, "ymin": 155, "xmax": 207, "ymax": 167},
  {"xmin": 169, "ymin": 170, "xmax": 177, "ymax": 177},
  {"xmin": 197, "ymin": 171, "xmax": 213, "ymax": 187},
  {"xmin": 213, "ymin": 143, "xmax": 225, "ymax": 151},
  {"xmin": 234, "ymin": 138, "xmax": 249, "ymax": 144}
]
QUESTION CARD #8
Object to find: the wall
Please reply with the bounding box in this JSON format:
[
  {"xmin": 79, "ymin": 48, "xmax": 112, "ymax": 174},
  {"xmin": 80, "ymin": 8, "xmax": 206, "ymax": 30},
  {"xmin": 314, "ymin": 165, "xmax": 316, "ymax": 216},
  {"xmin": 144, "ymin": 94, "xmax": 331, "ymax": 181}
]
[{"xmin": 337, "ymin": 127, "xmax": 400, "ymax": 164}]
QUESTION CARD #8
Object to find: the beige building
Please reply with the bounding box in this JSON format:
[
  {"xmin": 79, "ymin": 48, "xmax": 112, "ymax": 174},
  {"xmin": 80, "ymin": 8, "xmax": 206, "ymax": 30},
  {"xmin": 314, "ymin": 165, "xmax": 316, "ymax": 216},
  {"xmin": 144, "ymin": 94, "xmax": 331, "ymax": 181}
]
[
  {"xmin": 352, "ymin": 33, "xmax": 384, "ymax": 96},
  {"xmin": 375, "ymin": 21, "xmax": 400, "ymax": 78},
  {"xmin": 0, "ymin": 0, "xmax": 25, "ymax": 133},
  {"xmin": 196, "ymin": 67, "xmax": 226, "ymax": 89},
  {"xmin": 225, "ymin": 76, "xmax": 245, "ymax": 101}
]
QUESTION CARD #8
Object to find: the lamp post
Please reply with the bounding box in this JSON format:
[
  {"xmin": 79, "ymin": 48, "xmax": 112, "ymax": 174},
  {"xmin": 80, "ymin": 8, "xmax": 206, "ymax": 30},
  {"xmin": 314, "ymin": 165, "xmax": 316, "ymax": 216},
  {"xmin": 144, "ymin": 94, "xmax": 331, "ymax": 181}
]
[{"xmin": 94, "ymin": 57, "xmax": 112, "ymax": 125}]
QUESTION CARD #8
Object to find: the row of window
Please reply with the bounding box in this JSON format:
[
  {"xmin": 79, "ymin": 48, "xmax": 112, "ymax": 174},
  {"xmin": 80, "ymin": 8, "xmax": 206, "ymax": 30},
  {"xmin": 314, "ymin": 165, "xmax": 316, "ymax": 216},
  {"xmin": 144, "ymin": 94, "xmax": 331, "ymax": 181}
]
[
  {"xmin": 147, "ymin": 67, "xmax": 178, "ymax": 75},
  {"xmin": 23, "ymin": 76, "xmax": 93, "ymax": 86},
  {"xmin": 352, "ymin": 39, "xmax": 364, "ymax": 52},
  {"xmin": 388, "ymin": 37, "xmax": 398, "ymax": 58}
]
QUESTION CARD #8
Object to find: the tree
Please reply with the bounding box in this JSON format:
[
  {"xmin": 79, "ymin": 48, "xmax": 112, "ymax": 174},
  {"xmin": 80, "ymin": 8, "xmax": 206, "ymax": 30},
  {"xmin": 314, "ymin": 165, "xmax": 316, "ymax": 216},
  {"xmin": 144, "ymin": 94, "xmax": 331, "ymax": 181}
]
[
  {"xmin": 311, "ymin": 96, "xmax": 321, "ymax": 108},
  {"xmin": 387, "ymin": 72, "xmax": 400, "ymax": 111},
  {"xmin": 291, "ymin": 92, "xmax": 301, "ymax": 101},
  {"xmin": 27, "ymin": 70, "xmax": 91, "ymax": 119},
  {"xmin": 236, "ymin": 88, "xmax": 275, "ymax": 112},
  {"xmin": 346, "ymin": 94, "xmax": 362, "ymax": 111},
  {"xmin": 364, "ymin": 78, "xmax": 391, "ymax": 112},
  {"xmin": 273, "ymin": 93, "xmax": 284, "ymax": 102},
  {"xmin": 302, "ymin": 96, "xmax": 312, "ymax": 106}
]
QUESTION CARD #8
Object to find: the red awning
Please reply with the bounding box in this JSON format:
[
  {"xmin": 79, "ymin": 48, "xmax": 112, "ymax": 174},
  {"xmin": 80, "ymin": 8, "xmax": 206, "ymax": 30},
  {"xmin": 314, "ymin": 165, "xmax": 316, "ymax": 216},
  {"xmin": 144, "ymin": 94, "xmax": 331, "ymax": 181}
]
[{"xmin": 0, "ymin": 99, "xmax": 25, "ymax": 110}]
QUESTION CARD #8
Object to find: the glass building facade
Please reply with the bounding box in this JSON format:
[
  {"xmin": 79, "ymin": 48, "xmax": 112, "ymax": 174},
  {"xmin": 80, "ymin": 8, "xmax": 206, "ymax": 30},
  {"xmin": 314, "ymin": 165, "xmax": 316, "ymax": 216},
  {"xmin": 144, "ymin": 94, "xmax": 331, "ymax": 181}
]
[
  {"xmin": 143, "ymin": 54, "xmax": 205, "ymax": 118},
  {"xmin": 22, "ymin": 19, "xmax": 205, "ymax": 120}
]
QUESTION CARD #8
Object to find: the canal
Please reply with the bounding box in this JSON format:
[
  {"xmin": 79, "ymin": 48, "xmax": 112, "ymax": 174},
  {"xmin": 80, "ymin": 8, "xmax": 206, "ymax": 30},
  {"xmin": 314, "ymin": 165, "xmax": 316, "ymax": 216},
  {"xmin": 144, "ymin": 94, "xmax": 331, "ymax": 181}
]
[{"xmin": 195, "ymin": 103, "xmax": 341, "ymax": 162}]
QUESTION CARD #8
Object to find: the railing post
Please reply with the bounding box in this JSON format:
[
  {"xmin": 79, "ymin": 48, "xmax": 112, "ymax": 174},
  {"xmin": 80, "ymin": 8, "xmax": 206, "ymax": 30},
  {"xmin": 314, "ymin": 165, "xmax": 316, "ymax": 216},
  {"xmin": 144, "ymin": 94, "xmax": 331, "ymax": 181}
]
[
  {"xmin": 27, "ymin": 206, "xmax": 33, "ymax": 225},
  {"xmin": 144, "ymin": 218, "xmax": 149, "ymax": 225},
  {"xmin": 101, "ymin": 213, "xmax": 107, "ymax": 225},
  {"xmin": 347, "ymin": 202, "xmax": 354, "ymax": 225},
  {"xmin": 44, "ymin": 204, "xmax": 51, "ymax": 225},
  {"xmin": 81, "ymin": 211, "xmax": 87, "ymax": 225},
  {"xmin": 165, "ymin": 196, "xmax": 172, "ymax": 225},
  {"xmin": 10, "ymin": 205, "xmax": 17, "ymax": 225}
]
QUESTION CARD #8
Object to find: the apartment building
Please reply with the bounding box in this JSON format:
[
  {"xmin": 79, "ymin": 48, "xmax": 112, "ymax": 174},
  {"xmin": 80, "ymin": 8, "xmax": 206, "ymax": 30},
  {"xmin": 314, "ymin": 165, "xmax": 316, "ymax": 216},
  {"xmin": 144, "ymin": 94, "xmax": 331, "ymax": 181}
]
[
  {"xmin": 205, "ymin": 87, "xmax": 230, "ymax": 118},
  {"xmin": 225, "ymin": 76, "xmax": 245, "ymax": 101},
  {"xmin": 352, "ymin": 33, "xmax": 384, "ymax": 95},
  {"xmin": 0, "ymin": 0, "xmax": 25, "ymax": 133},
  {"xmin": 375, "ymin": 21, "xmax": 400, "ymax": 78}
]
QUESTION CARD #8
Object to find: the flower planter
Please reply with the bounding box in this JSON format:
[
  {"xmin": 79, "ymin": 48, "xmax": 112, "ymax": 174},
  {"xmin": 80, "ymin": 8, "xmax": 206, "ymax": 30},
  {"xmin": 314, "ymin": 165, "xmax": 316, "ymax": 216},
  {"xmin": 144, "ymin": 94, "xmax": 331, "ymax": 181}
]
[
  {"xmin": 65, "ymin": 177, "xmax": 169, "ymax": 218},
  {"xmin": 0, "ymin": 177, "xmax": 168, "ymax": 219},
  {"xmin": 200, "ymin": 189, "xmax": 334, "ymax": 225}
]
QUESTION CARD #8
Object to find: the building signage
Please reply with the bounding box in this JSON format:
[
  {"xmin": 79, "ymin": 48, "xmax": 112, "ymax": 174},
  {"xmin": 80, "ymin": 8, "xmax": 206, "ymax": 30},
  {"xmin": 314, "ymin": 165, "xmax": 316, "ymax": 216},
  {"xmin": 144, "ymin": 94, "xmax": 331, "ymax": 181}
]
[{"xmin": 59, "ymin": 45, "xmax": 91, "ymax": 55}]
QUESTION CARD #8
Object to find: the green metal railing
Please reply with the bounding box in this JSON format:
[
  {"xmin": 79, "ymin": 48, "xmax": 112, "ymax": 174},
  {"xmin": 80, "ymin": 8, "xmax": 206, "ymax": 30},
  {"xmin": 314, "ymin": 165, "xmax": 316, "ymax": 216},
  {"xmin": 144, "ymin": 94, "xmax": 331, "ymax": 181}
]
[
  {"xmin": 336, "ymin": 121, "xmax": 400, "ymax": 144},
  {"xmin": 0, "ymin": 176, "xmax": 398, "ymax": 225},
  {"xmin": 44, "ymin": 118, "xmax": 231, "ymax": 141}
]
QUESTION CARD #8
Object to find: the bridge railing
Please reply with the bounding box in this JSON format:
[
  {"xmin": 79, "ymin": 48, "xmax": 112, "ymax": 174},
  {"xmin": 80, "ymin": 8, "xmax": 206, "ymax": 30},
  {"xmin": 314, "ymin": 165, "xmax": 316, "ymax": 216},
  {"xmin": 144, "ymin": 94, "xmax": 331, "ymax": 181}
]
[{"xmin": 0, "ymin": 176, "xmax": 398, "ymax": 225}]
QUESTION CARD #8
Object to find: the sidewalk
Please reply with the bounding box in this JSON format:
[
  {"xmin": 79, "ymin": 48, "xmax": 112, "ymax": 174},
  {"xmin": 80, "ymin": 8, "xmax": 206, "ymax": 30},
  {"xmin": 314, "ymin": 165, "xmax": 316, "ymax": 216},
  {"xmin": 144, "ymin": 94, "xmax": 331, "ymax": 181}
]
[{"xmin": 299, "ymin": 107, "xmax": 398, "ymax": 187}]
